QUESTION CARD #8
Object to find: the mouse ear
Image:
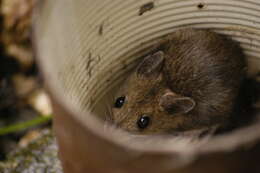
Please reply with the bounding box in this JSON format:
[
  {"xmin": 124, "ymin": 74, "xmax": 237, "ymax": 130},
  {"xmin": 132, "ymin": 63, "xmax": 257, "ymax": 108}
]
[
  {"xmin": 136, "ymin": 51, "xmax": 164, "ymax": 78},
  {"xmin": 159, "ymin": 92, "xmax": 195, "ymax": 115}
]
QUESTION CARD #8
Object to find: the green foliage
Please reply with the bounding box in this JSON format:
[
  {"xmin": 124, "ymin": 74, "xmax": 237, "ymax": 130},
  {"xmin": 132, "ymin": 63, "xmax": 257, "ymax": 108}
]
[{"xmin": 0, "ymin": 116, "xmax": 52, "ymax": 136}]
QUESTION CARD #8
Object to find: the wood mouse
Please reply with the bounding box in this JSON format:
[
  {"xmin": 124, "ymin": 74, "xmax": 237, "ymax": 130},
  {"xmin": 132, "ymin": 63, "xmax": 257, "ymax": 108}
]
[{"xmin": 109, "ymin": 28, "xmax": 246, "ymax": 135}]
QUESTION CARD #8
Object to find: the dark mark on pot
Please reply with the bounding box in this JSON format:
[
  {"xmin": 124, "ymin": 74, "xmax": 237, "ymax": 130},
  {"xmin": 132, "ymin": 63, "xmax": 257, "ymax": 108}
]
[
  {"xmin": 99, "ymin": 23, "xmax": 103, "ymax": 36},
  {"xmin": 139, "ymin": 2, "xmax": 154, "ymax": 16},
  {"xmin": 86, "ymin": 52, "xmax": 92, "ymax": 70},
  {"xmin": 197, "ymin": 3, "xmax": 205, "ymax": 9},
  {"xmin": 86, "ymin": 52, "xmax": 94, "ymax": 77}
]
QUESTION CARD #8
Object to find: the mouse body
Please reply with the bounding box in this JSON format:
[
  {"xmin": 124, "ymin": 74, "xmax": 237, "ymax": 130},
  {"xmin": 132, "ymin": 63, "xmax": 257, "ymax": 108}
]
[{"xmin": 110, "ymin": 28, "xmax": 246, "ymax": 135}]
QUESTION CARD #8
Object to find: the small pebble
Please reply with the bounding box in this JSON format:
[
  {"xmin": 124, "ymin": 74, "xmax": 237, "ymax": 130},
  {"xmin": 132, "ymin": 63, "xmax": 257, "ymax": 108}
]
[
  {"xmin": 19, "ymin": 130, "xmax": 41, "ymax": 148},
  {"xmin": 28, "ymin": 90, "xmax": 52, "ymax": 116}
]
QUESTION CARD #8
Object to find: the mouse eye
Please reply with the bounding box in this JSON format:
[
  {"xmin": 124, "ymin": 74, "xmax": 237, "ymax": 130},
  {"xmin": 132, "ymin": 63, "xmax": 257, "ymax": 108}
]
[
  {"xmin": 137, "ymin": 115, "xmax": 150, "ymax": 129},
  {"xmin": 114, "ymin": 96, "xmax": 125, "ymax": 108}
]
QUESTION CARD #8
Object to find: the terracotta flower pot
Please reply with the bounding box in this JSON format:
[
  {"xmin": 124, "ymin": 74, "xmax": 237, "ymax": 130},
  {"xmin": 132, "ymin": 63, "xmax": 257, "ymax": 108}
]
[{"xmin": 33, "ymin": 0, "xmax": 260, "ymax": 172}]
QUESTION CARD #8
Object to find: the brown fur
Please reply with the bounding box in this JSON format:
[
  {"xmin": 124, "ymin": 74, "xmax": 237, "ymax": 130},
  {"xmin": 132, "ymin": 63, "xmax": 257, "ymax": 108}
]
[{"xmin": 111, "ymin": 28, "xmax": 246, "ymax": 135}]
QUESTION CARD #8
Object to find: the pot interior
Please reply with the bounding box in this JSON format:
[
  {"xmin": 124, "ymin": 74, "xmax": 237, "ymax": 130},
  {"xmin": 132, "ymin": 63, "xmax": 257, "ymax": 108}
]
[{"xmin": 34, "ymin": 0, "xmax": 260, "ymax": 153}]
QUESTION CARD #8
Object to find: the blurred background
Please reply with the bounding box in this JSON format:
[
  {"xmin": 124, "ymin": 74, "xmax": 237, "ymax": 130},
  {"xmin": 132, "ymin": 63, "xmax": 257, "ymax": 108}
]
[{"xmin": 0, "ymin": 0, "xmax": 52, "ymax": 161}]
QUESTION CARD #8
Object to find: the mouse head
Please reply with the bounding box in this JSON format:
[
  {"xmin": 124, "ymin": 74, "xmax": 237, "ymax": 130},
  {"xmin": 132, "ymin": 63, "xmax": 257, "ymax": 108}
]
[{"xmin": 111, "ymin": 51, "xmax": 196, "ymax": 134}]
